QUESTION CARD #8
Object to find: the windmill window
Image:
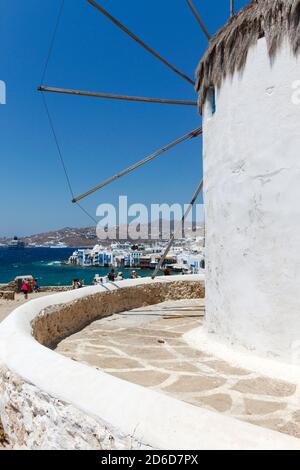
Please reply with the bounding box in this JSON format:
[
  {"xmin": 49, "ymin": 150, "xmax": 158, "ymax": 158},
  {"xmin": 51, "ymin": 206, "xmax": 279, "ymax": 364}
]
[{"xmin": 207, "ymin": 86, "xmax": 216, "ymax": 116}]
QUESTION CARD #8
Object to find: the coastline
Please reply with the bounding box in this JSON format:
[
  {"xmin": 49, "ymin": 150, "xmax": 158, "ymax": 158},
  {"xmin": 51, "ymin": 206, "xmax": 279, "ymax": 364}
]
[{"xmin": 0, "ymin": 247, "xmax": 165, "ymax": 287}]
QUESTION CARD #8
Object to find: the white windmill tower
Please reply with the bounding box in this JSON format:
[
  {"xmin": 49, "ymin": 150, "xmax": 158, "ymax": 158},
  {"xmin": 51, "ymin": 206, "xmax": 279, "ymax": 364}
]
[{"xmin": 196, "ymin": 0, "xmax": 300, "ymax": 361}]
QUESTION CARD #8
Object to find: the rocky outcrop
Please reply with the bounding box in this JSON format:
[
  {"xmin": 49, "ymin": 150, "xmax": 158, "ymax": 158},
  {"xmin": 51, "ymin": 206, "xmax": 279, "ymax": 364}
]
[{"xmin": 0, "ymin": 366, "xmax": 151, "ymax": 450}]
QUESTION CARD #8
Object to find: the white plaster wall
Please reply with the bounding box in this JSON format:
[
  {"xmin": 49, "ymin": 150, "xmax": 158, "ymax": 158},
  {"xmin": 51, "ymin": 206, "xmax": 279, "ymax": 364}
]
[{"xmin": 203, "ymin": 38, "xmax": 300, "ymax": 361}]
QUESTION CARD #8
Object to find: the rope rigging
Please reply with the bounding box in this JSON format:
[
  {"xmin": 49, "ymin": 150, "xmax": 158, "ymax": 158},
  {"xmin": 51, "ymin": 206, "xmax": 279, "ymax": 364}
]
[
  {"xmin": 40, "ymin": 0, "xmax": 97, "ymax": 224},
  {"xmin": 41, "ymin": 93, "xmax": 98, "ymax": 224},
  {"xmin": 40, "ymin": 0, "xmax": 65, "ymax": 86},
  {"xmin": 41, "ymin": 93, "xmax": 74, "ymax": 200}
]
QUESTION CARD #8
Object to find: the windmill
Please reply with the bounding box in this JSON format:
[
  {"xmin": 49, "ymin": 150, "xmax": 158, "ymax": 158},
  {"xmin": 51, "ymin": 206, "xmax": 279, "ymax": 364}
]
[{"xmin": 39, "ymin": 0, "xmax": 236, "ymax": 278}]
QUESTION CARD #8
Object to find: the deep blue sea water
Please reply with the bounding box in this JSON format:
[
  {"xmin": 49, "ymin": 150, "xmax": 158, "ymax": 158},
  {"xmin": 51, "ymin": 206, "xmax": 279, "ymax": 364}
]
[{"xmin": 0, "ymin": 247, "xmax": 153, "ymax": 287}]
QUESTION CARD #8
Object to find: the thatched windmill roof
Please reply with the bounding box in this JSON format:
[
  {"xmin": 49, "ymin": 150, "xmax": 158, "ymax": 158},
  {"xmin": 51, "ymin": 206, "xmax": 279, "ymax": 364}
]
[{"xmin": 196, "ymin": 0, "xmax": 300, "ymax": 107}]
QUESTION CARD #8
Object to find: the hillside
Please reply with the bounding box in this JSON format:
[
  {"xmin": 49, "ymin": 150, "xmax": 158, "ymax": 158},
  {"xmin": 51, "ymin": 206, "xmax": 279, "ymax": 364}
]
[{"xmin": 0, "ymin": 222, "xmax": 204, "ymax": 248}]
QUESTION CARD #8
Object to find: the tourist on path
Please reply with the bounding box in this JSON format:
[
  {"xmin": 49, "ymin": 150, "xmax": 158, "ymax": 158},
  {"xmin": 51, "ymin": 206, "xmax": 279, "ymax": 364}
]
[
  {"xmin": 73, "ymin": 279, "xmax": 83, "ymax": 289},
  {"xmin": 108, "ymin": 269, "xmax": 115, "ymax": 282},
  {"xmin": 94, "ymin": 276, "xmax": 104, "ymax": 286},
  {"xmin": 21, "ymin": 279, "xmax": 29, "ymax": 300},
  {"xmin": 116, "ymin": 272, "xmax": 123, "ymax": 281},
  {"xmin": 32, "ymin": 279, "xmax": 40, "ymax": 292}
]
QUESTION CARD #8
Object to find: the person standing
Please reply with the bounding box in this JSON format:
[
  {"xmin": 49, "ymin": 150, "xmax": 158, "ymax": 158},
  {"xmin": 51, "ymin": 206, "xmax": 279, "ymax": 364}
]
[
  {"xmin": 131, "ymin": 271, "xmax": 138, "ymax": 279},
  {"xmin": 21, "ymin": 279, "xmax": 29, "ymax": 300},
  {"xmin": 32, "ymin": 279, "xmax": 40, "ymax": 292}
]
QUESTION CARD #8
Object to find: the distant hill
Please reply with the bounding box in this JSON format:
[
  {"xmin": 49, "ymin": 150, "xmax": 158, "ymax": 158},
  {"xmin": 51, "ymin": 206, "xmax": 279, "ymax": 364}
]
[
  {"xmin": 0, "ymin": 227, "xmax": 98, "ymax": 249},
  {"xmin": 0, "ymin": 221, "xmax": 204, "ymax": 248}
]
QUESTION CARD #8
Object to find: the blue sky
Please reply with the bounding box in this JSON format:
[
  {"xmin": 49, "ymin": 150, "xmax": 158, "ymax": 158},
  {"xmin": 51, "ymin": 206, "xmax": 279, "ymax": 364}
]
[{"xmin": 0, "ymin": 0, "xmax": 248, "ymax": 237}]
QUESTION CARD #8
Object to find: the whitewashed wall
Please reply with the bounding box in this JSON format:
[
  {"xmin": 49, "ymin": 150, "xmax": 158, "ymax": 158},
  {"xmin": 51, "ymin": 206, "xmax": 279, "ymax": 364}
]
[{"xmin": 203, "ymin": 38, "xmax": 300, "ymax": 361}]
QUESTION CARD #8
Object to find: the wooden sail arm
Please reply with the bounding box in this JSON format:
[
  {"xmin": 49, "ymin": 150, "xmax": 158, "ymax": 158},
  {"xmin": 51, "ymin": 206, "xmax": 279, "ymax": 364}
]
[
  {"xmin": 152, "ymin": 179, "xmax": 204, "ymax": 279},
  {"xmin": 230, "ymin": 0, "xmax": 235, "ymax": 17},
  {"xmin": 185, "ymin": 0, "xmax": 211, "ymax": 40},
  {"xmin": 87, "ymin": 0, "xmax": 195, "ymax": 86},
  {"xmin": 38, "ymin": 86, "xmax": 197, "ymax": 107},
  {"xmin": 72, "ymin": 127, "xmax": 202, "ymax": 203}
]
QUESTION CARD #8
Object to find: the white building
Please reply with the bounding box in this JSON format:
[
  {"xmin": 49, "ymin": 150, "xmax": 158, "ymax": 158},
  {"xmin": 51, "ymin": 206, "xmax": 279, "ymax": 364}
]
[
  {"xmin": 130, "ymin": 251, "xmax": 142, "ymax": 267},
  {"xmin": 76, "ymin": 249, "xmax": 93, "ymax": 267},
  {"xmin": 177, "ymin": 253, "xmax": 204, "ymax": 274},
  {"xmin": 196, "ymin": 0, "xmax": 300, "ymax": 361}
]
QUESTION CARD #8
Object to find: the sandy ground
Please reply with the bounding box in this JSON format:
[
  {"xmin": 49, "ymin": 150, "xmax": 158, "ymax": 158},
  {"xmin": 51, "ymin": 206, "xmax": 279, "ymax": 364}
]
[{"xmin": 0, "ymin": 292, "xmax": 53, "ymax": 323}]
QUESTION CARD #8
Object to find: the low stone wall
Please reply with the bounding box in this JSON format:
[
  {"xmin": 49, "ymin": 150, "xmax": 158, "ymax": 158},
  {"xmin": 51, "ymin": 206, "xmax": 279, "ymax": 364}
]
[
  {"xmin": 38, "ymin": 286, "xmax": 73, "ymax": 293},
  {"xmin": 33, "ymin": 280, "xmax": 204, "ymax": 348},
  {"xmin": 0, "ymin": 291, "xmax": 15, "ymax": 301},
  {"xmin": 0, "ymin": 283, "xmax": 16, "ymax": 293},
  {"xmin": 0, "ymin": 282, "xmax": 72, "ymax": 294}
]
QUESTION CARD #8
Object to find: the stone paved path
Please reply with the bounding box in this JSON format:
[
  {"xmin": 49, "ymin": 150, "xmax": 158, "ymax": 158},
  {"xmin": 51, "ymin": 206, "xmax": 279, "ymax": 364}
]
[{"xmin": 56, "ymin": 299, "xmax": 300, "ymax": 440}]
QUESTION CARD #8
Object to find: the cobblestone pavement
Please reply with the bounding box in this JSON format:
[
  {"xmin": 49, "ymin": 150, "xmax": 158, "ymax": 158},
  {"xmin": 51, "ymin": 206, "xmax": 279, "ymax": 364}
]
[{"xmin": 56, "ymin": 299, "xmax": 300, "ymax": 440}]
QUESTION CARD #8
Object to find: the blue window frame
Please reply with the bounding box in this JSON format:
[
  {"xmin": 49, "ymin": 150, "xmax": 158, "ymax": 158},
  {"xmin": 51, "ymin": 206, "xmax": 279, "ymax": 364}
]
[{"xmin": 208, "ymin": 86, "xmax": 216, "ymax": 115}]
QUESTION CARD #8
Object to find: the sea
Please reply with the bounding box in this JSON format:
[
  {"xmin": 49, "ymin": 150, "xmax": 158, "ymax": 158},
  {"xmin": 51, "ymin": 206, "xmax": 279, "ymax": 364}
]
[{"xmin": 0, "ymin": 247, "xmax": 156, "ymax": 287}]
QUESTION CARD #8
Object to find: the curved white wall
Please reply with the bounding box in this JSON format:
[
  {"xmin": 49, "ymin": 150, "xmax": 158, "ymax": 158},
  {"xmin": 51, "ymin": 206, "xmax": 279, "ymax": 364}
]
[
  {"xmin": 203, "ymin": 38, "xmax": 300, "ymax": 361},
  {"xmin": 2, "ymin": 275, "xmax": 300, "ymax": 450},
  {"xmin": 1, "ymin": 275, "xmax": 300, "ymax": 449}
]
